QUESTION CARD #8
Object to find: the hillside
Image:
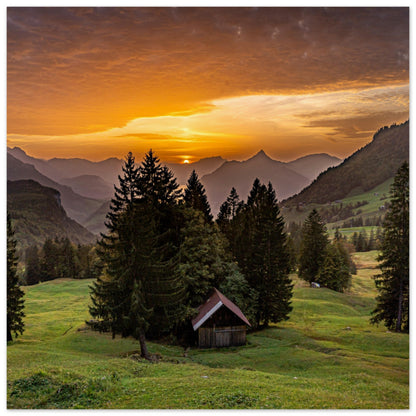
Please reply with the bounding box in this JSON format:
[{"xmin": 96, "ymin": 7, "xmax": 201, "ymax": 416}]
[
  {"xmin": 284, "ymin": 121, "xmax": 409, "ymax": 206},
  {"xmin": 7, "ymin": 180, "xmax": 96, "ymax": 250},
  {"xmin": 7, "ymin": 154, "xmax": 103, "ymax": 225},
  {"xmin": 7, "ymin": 251, "xmax": 408, "ymax": 409},
  {"xmin": 202, "ymin": 150, "xmax": 310, "ymax": 215},
  {"xmin": 60, "ymin": 175, "xmax": 114, "ymax": 200}
]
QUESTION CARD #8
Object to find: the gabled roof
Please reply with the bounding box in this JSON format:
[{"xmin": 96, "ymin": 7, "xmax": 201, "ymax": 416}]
[{"xmin": 191, "ymin": 288, "xmax": 251, "ymax": 331}]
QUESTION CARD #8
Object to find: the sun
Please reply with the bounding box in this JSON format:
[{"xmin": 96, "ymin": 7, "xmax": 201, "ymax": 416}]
[{"xmin": 183, "ymin": 159, "xmax": 190, "ymax": 164}]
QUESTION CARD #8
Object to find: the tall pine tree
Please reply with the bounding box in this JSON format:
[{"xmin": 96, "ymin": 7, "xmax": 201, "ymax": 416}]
[
  {"xmin": 371, "ymin": 162, "xmax": 409, "ymax": 332},
  {"xmin": 89, "ymin": 150, "xmax": 185, "ymax": 358},
  {"xmin": 7, "ymin": 214, "xmax": 25, "ymax": 342},
  {"xmin": 184, "ymin": 170, "xmax": 213, "ymax": 223},
  {"xmin": 298, "ymin": 209, "xmax": 329, "ymax": 284}
]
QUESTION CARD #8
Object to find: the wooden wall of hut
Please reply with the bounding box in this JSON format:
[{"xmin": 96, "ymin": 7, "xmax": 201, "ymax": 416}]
[{"xmin": 198, "ymin": 325, "xmax": 246, "ymax": 348}]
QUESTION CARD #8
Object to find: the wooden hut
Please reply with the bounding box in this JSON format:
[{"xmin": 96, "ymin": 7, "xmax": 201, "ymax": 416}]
[{"xmin": 191, "ymin": 288, "xmax": 251, "ymax": 348}]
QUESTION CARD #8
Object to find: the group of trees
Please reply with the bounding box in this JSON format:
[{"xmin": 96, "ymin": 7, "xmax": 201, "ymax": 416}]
[
  {"xmin": 318, "ymin": 200, "xmax": 368, "ymax": 224},
  {"xmin": 297, "ymin": 210, "xmax": 353, "ymax": 292},
  {"xmin": 88, "ymin": 151, "xmax": 293, "ymax": 358},
  {"xmin": 350, "ymin": 229, "xmax": 382, "ymax": 252},
  {"xmin": 24, "ymin": 239, "xmax": 103, "ymax": 285},
  {"xmin": 217, "ymin": 181, "xmax": 293, "ymax": 328}
]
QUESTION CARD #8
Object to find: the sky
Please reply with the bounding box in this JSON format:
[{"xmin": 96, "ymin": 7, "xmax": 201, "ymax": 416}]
[{"xmin": 7, "ymin": 6, "xmax": 409, "ymax": 163}]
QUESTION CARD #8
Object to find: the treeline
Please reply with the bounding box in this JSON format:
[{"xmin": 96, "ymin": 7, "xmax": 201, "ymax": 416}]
[
  {"xmin": 23, "ymin": 238, "xmax": 103, "ymax": 285},
  {"xmin": 318, "ymin": 201, "xmax": 368, "ymax": 223},
  {"xmin": 350, "ymin": 229, "xmax": 382, "ymax": 252}
]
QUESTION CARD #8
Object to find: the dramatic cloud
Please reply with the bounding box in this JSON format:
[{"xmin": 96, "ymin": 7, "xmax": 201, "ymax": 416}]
[
  {"xmin": 7, "ymin": 7, "xmax": 409, "ymax": 161},
  {"xmin": 7, "ymin": 84, "xmax": 409, "ymax": 163}
]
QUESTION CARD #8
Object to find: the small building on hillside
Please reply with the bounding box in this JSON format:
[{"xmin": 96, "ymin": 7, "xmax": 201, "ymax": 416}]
[{"xmin": 191, "ymin": 288, "xmax": 251, "ymax": 348}]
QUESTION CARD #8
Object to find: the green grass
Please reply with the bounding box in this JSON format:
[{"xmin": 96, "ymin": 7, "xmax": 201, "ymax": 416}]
[
  {"xmin": 7, "ymin": 252, "xmax": 408, "ymax": 409},
  {"xmin": 282, "ymin": 178, "xmax": 393, "ymax": 230}
]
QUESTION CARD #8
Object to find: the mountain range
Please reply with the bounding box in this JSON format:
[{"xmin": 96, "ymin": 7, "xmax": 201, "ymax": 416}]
[
  {"xmin": 201, "ymin": 151, "xmax": 341, "ymax": 215},
  {"xmin": 8, "ymin": 146, "xmax": 341, "ymax": 229}
]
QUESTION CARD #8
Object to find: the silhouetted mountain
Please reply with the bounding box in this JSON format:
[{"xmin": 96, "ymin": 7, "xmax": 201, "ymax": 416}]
[
  {"xmin": 7, "ymin": 146, "xmax": 123, "ymax": 185},
  {"xmin": 7, "ymin": 179, "xmax": 96, "ymax": 250},
  {"xmin": 284, "ymin": 121, "xmax": 409, "ymax": 206},
  {"xmin": 201, "ymin": 150, "xmax": 310, "ymax": 216},
  {"xmin": 7, "ymin": 154, "xmax": 103, "ymax": 225},
  {"xmin": 166, "ymin": 156, "xmax": 226, "ymax": 184},
  {"xmin": 287, "ymin": 153, "xmax": 342, "ymax": 180},
  {"xmin": 60, "ymin": 175, "xmax": 114, "ymax": 200}
]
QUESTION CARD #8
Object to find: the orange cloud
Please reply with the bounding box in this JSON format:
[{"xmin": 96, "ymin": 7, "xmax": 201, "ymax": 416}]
[{"xmin": 7, "ymin": 7, "xmax": 408, "ymax": 138}]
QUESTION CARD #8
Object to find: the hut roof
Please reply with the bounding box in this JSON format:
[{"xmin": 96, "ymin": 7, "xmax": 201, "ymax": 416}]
[{"xmin": 191, "ymin": 288, "xmax": 251, "ymax": 331}]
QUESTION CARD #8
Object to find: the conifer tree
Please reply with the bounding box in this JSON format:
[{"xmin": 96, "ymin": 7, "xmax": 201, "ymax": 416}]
[
  {"xmin": 39, "ymin": 239, "xmax": 56, "ymax": 281},
  {"xmin": 317, "ymin": 242, "xmax": 351, "ymax": 292},
  {"xmin": 7, "ymin": 214, "xmax": 25, "ymax": 342},
  {"xmin": 25, "ymin": 245, "xmax": 41, "ymax": 285},
  {"xmin": 184, "ymin": 170, "xmax": 213, "ymax": 223},
  {"xmin": 178, "ymin": 208, "xmax": 234, "ymax": 315},
  {"xmin": 89, "ymin": 150, "xmax": 185, "ymax": 357},
  {"xmin": 217, "ymin": 187, "xmax": 243, "ymax": 253},
  {"xmin": 298, "ymin": 209, "xmax": 329, "ymax": 284},
  {"xmin": 90, "ymin": 152, "xmax": 148, "ymax": 352},
  {"xmin": 233, "ymin": 179, "xmax": 293, "ymax": 328},
  {"xmin": 371, "ymin": 162, "xmax": 409, "ymax": 332}
]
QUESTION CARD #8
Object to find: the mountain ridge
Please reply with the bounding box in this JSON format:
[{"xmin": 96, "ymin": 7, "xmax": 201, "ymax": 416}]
[
  {"xmin": 7, "ymin": 179, "xmax": 96, "ymax": 250},
  {"xmin": 283, "ymin": 121, "xmax": 409, "ymax": 206},
  {"xmin": 7, "ymin": 153, "xmax": 103, "ymax": 225}
]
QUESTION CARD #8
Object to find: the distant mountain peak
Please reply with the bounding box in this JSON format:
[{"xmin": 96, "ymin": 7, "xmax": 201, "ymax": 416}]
[{"xmin": 249, "ymin": 149, "xmax": 272, "ymax": 161}]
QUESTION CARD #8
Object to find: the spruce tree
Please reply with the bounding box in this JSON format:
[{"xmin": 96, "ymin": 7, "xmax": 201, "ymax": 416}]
[
  {"xmin": 178, "ymin": 208, "xmax": 235, "ymax": 315},
  {"xmin": 184, "ymin": 170, "xmax": 213, "ymax": 223},
  {"xmin": 40, "ymin": 239, "xmax": 59, "ymax": 281},
  {"xmin": 298, "ymin": 209, "xmax": 329, "ymax": 284},
  {"xmin": 217, "ymin": 187, "xmax": 244, "ymax": 255},
  {"xmin": 317, "ymin": 242, "xmax": 351, "ymax": 292},
  {"xmin": 90, "ymin": 152, "xmax": 149, "ymax": 352},
  {"xmin": 371, "ymin": 162, "xmax": 409, "ymax": 332},
  {"xmin": 89, "ymin": 150, "xmax": 185, "ymax": 357},
  {"xmin": 7, "ymin": 214, "xmax": 25, "ymax": 342},
  {"xmin": 25, "ymin": 245, "xmax": 41, "ymax": 285},
  {"xmin": 233, "ymin": 179, "xmax": 293, "ymax": 328}
]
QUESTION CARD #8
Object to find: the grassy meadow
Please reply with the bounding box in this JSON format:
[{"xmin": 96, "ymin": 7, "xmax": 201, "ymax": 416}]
[{"xmin": 7, "ymin": 251, "xmax": 408, "ymax": 409}]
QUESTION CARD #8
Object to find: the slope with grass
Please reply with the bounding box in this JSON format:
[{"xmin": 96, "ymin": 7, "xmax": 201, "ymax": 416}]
[
  {"xmin": 7, "ymin": 251, "xmax": 408, "ymax": 409},
  {"xmin": 284, "ymin": 121, "xmax": 408, "ymax": 206},
  {"xmin": 282, "ymin": 177, "xmax": 393, "ymax": 231}
]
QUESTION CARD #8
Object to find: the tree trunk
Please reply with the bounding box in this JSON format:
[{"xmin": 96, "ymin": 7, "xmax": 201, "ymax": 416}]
[
  {"xmin": 395, "ymin": 278, "xmax": 404, "ymax": 332},
  {"xmin": 7, "ymin": 326, "xmax": 12, "ymax": 342},
  {"xmin": 139, "ymin": 329, "xmax": 151, "ymax": 361}
]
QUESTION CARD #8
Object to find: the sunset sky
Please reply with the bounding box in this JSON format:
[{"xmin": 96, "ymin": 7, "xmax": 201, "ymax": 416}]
[{"xmin": 7, "ymin": 6, "xmax": 409, "ymax": 163}]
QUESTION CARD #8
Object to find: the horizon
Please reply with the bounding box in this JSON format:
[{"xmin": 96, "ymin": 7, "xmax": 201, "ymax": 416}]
[
  {"xmin": 8, "ymin": 144, "xmax": 346, "ymax": 165},
  {"xmin": 7, "ymin": 7, "xmax": 409, "ymax": 163}
]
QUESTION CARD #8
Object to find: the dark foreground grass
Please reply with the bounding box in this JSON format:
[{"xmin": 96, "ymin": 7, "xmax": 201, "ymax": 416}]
[{"xmin": 7, "ymin": 252, "xmax": 408, "ymax": 409}]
